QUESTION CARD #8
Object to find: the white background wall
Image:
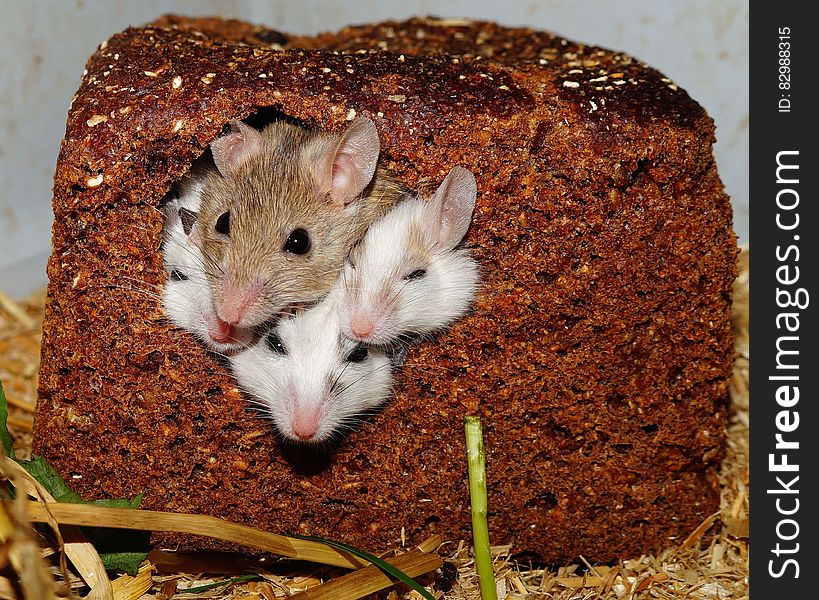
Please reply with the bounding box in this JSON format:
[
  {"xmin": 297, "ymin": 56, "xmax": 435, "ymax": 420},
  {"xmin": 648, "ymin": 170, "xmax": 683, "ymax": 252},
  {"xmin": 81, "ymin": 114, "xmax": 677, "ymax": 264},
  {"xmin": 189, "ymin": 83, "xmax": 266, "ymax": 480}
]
[{"xmin": 0, "ymin": 0, "xmax": 748, "ymax": 298}]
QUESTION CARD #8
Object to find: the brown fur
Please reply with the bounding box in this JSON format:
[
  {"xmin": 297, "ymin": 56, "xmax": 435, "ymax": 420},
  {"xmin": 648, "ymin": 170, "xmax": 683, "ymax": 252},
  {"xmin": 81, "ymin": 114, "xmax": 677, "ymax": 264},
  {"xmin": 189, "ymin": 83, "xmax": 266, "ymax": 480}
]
[
  {"xmin": 198, "ymin": 120, "xmax": 405, "ymax": 327},
  {"xmin": 405, "ymin": 218, "xmax": 431, "ymax": 261}
]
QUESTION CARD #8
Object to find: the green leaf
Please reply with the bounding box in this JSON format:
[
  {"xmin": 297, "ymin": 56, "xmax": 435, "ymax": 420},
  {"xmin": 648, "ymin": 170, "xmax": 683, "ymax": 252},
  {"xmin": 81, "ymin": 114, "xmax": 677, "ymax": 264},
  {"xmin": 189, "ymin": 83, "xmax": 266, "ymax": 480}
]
[
  {"xmin": 99, "ymin": 552, "xmax": 149, "ymax": 576},
  {"xmin": 286, "ymin": 533, "xmax": 436, "ymax": 600},
  {"xmin": 16, "ymin": 455, "xmax": 143, "ymax": 508},
  {"xmin": 0, "ymin": 379, "xmax": 16, "ymax": 459},
  {"xmin": 18, "ymin": 456, "xmax": 83, "ymax": 503},
  {"xmin": 89, "ymin": 492, "xmax": 144, "ymax": 510}
]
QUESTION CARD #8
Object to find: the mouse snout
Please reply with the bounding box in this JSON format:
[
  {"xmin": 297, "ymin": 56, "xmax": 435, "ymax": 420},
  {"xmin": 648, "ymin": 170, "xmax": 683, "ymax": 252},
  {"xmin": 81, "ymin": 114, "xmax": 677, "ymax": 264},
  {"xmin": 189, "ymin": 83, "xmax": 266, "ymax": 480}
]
[
  {"xmin": 349, "ymin": 311, "xmax": 377, "ymax": 341},
  {"xmin": 346, "ymin": 292, "xmax": 379, "ymax": 341},
  {"xmin": 208, "ymin": 317, "xmax": 235, "ymax": 344},
  {"xmin": 347, "ymin": 293, "xmax": 390, "ymax": 342},
  {"xmin": 219, "ymin": 277, "xmax": 265, "ymax": 326},
  {"xmin": 206, "ymin": 314, "xmax": 254, "ymax": 349},
  {"xmin": 290, "ymin": 404, "xmax": 323, "ymax": 441}
]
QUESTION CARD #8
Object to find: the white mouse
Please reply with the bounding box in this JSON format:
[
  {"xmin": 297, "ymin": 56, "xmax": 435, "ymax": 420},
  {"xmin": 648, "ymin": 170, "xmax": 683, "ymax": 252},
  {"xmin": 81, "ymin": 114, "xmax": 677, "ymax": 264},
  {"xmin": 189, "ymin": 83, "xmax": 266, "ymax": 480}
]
[
  {"xmin": 229, "ymin": 288, "xmax": 393, "ymax": 444},
  {"xmin": 339, "ymin": 166, "xmax": 480, "ymax": 346},
  {"xmin": 161, "ymin": 176, "xmax": 253, "ymax": 354}
]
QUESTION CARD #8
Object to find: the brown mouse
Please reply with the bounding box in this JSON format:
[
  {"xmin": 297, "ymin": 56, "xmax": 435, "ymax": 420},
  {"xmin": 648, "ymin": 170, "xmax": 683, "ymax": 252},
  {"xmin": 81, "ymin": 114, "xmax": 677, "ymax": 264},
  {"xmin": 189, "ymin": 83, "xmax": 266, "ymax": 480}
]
[{"xmin": 193, "ymin": 116, "xmax": 405, "ymax": 334}]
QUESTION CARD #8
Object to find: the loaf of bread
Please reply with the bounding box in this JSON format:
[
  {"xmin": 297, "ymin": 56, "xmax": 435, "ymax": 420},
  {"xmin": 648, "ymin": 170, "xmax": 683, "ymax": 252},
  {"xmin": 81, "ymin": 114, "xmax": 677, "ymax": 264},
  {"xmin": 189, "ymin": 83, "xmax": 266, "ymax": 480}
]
[{"xmin": 33, "ymin": 16, "xmax": 737, "ymax": 563}]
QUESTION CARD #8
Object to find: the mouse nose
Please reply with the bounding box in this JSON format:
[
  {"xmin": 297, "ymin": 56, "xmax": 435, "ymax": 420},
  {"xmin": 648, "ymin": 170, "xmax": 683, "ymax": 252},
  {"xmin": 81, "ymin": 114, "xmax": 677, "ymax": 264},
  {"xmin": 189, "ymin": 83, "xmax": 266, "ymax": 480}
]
[
  {"xmin": 349, "ymin": 315, "xmax": 375, "ymax": 341},
  {"xmin": 291, "ymin": 407, "xmax": 320, "ymax": 441},
  {"xmin": 220, "ymin": 278, "xmax": 264, "ymax": 327}
]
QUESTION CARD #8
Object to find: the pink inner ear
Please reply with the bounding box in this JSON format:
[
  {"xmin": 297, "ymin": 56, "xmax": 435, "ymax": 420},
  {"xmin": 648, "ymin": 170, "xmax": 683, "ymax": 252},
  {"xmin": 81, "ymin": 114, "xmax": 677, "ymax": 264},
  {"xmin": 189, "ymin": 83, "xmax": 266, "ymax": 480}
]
[
  {"xmin": 429, "ymin": 167, "xmax": 478, "ymax": 251},
  {"xmin": 321, "ymin": 117, "xmax": 380, "ymax": 207},
  {"xmin": 210, "ymin": 121, "xmax": 263, "ymax": 177},
  {"xmin": 331, "ymin": 154, "xmax": 359, "ymax": 202}
]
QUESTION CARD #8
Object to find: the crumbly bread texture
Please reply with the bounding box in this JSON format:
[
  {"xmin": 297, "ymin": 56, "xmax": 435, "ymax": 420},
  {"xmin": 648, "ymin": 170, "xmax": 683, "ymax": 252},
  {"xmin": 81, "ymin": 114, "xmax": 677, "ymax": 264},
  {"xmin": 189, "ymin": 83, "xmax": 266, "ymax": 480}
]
[{"xmin": 33, "ymin": 16, "xmax": 737, "ymax": 562}]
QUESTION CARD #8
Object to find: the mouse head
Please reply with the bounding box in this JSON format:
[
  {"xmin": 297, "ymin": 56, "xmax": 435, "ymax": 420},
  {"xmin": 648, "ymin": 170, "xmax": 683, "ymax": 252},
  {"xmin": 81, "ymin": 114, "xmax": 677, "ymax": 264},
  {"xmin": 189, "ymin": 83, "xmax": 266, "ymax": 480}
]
[
  {"xmin": 196, "ymin": 117, "xmax": 381, "ymax": 331},
  {"xmin": 230, "ymin": 294, "xmax": 393, "ymax": 444},
  {"xmin": 342, "ymin": 166, "xmax": 479, "ymax": 345},
  {"xmin": 161, "ymin": 196, "xmax": 254, "ymax": 354}
]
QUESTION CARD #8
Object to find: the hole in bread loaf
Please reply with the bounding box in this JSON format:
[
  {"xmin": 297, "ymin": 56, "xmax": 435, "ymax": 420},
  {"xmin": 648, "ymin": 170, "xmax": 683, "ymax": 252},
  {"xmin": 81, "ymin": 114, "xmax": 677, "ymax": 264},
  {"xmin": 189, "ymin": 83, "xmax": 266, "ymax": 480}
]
[
  {"xmin": 612, "ymin": 443, "xmax": 633, "ymax": 455},
  {"xmin": 525, "ymin": 491, "xmax": 557, "ymax": 510},
  {"xmin": 641, "ymin": 423, "xmax": 659, "ymax": 435},
  {"xmin": 158, "ymin": 107, "xmax": 307, "ymax": 210},
  {"xmin": 421, "ymin": 515, "xmax": 441, "ymax": 532},
  {"xmin": 535, "ymin": 270, "xmax": 556, "ymax": 285}
]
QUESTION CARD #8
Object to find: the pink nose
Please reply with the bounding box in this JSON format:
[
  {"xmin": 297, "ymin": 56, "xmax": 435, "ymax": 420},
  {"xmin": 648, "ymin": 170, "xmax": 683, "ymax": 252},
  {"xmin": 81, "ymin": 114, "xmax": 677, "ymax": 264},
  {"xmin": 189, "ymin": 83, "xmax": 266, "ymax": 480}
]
[
  {"xmin": 291, "ymin": 408, "xmax": 320, "ymax": 441},
  {"xmin": 219, "ymin": 278, "xmax": 264, "ymax": 326},
  {"xmin": 349, "ymin": 316, "xmax": 375, "ymax": 340}
]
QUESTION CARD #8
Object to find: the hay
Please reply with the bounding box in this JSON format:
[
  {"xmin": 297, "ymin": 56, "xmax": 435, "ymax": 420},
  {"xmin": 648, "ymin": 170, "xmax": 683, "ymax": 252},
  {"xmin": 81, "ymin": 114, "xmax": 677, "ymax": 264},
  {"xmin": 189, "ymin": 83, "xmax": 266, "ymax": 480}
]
[
  {"xmin": 0, "ymin": 247, "xmax": 749, "ymax": 599},
  {"xmin": 0, "ymin": 288, "xmax": 41, "ymax": 461}
]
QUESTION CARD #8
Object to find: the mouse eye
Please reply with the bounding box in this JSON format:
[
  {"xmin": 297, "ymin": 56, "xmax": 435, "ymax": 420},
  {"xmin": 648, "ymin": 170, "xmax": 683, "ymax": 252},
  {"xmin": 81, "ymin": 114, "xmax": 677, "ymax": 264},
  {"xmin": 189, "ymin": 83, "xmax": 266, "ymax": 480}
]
[
  {"xmin": 265, "ymin": 332, "xmax": 287, "ymax": 355},
  {"xmin": 405, "ymin": 269, "xmax": 427, "ymax": 281},
  {"xmin": 284, "ymin": 228, "xmax": 311, "ymax": 254},
  {"xmin": 169, "ymin": 269, "xmax": 188, "ymax": 281},
  {"xmin": 346, "ymin": 343, "xmax": 369, "ymax": 363},
  {"xmin": 215, "ymin": 211, "xmax": 230, "ymax": 236}
]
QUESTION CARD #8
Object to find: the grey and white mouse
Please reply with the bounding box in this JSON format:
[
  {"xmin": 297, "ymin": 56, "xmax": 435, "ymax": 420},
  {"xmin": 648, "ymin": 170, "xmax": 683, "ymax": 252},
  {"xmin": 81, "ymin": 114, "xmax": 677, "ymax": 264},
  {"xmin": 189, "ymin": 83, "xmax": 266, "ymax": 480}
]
[
  {"xmin": 229, "ymin": 287, "xmax": 393, "ymax": 444},
  {"xmin": 339, "ymin": 166, "xmax": 480, "ymax": 346}
]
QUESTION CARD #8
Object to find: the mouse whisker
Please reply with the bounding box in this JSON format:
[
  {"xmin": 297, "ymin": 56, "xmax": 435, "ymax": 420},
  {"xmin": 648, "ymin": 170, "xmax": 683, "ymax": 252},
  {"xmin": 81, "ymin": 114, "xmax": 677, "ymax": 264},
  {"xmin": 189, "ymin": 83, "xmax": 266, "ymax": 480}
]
[
  {"xmin": 85, "ymin": 282, "xmax": 163, "ymax": 303},
  {"xmin": 198, "ymin": 249, "xmax": 225, "ymax": 278},
  {"xmin": 332, "ymin": 360, "xmax": 392, "ymax": 399},
  {"xmin": 115, "ymin": 273, "xmax": 164, "ymax": 292},
  {"xmin": 381, "ymin": 277, "xmax": 414, "ymax": 313},
  {"xmin": 396, "ymin": 361, "xmax": 466, "ymax": 375}
]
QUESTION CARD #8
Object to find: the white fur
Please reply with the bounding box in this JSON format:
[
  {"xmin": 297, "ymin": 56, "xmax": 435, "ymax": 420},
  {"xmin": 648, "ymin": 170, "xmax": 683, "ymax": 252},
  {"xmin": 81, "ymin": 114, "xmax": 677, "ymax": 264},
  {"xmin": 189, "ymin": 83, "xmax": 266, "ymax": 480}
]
[
  {"xmin": 161, "ymin": 178, "xmax": 251, "ymax": 354},
  {"xmin": 339, "ymin": 167, "xmax": 480, "ymax": 346},
  {"xmin": 229, "ymin": 287, "xmax": 393, "ymax": 444}
]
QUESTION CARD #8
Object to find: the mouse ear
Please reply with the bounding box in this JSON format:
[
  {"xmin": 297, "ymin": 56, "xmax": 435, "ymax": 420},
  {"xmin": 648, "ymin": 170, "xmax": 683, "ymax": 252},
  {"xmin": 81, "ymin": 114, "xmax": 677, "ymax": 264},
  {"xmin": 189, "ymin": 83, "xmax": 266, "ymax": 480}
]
[
  {"xmin": 178, "ymin": 207, "xmax": 199, "ymax": 237},
  {"xmin": 426, "ymin": 167, "xmax": 478, "ymax": 251},
  {"xmin": 210, "ymin": 120, "xmax": 263, "ymax": 177},
  {"xmin": 315, "ymin": 117, "xmax": 380, "ymax": 207}
]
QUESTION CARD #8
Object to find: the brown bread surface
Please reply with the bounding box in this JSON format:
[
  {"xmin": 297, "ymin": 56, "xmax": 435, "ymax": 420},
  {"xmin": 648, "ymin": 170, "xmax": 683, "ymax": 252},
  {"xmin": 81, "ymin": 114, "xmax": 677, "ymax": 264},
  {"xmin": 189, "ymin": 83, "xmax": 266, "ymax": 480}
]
[{"xmin": 33, "ymin": 16, "xmax": 737, "ymax": 562}]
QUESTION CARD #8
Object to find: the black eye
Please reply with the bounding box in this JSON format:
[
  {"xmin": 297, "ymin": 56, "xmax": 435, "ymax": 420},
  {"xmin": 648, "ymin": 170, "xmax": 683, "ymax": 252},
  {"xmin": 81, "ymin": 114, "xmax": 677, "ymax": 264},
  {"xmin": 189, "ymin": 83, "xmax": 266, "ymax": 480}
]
[
  {"xmin": 215, "ymin": 211, "xmax": 230, "ymax": 235},
  {"xmin": 405, "ymin": 269, "xmax": 427, "ymax": 281},
  {"xmin": 265, "ymin": 332, "xmax": 287, "ymax": 354},
  {"xmin": 346, "ymin": 343, "xmax": 368, "ymax": 363},
  {"xmin": 169, "ymin": 269, "xmax": 188, "ymax": 281},
  {"xmin": 284, "ymin": 228, "xmax": 311, "ymax": 254}
]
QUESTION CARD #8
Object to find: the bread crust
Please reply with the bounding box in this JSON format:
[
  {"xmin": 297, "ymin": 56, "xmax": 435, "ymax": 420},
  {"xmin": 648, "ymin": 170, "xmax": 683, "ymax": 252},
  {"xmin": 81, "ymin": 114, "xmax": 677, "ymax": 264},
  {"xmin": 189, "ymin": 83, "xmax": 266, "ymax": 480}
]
[{"xmin": 33, "ymin": 16, "xmax": 737, "ymax": 562}]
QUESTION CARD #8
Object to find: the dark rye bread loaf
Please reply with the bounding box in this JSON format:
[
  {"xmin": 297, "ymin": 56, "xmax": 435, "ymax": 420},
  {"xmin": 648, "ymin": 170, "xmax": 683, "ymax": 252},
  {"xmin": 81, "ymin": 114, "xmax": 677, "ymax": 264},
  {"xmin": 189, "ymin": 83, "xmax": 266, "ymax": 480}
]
[{"xmin": 33, "ymin": 16, "xmax": 737, "ymax": 563}]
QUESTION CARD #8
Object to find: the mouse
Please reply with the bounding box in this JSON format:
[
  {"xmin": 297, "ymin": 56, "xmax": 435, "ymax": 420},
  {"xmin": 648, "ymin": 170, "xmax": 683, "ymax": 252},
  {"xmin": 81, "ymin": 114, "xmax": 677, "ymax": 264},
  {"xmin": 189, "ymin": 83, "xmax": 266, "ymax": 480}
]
[
  {"xmin": 161, "ymin": 176, "xmax": 254, "ymax": 354},
  {"xmin": 339, "ymin": 166, "xmax": 480, "ymax": 346},
  {"xmin": 194, "ymin": 116, "xmax": 405, "ymax": 337},
  {"xmin": 229, "ymin": 286, "xmax": 393, "ymax": 444}
]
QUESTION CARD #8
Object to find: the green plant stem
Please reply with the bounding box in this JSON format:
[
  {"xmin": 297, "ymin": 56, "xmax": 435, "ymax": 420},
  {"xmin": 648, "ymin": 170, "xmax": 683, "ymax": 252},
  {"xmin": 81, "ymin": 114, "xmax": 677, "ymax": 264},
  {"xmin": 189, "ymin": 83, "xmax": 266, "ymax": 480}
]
[{"xmin": 465, "ymin": 416, "xmax": 497, "ymax": 600}]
